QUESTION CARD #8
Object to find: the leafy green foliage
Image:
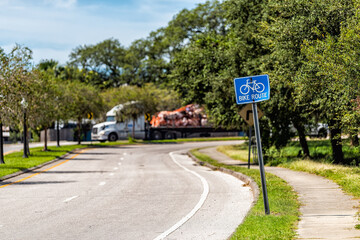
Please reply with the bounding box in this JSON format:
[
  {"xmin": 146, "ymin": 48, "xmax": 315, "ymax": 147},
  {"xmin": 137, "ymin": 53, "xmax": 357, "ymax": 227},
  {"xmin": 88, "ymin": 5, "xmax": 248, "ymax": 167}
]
[
  {"xmin": 69, "ymin": 38, "xmax": 126, "ymax": 88},
  {"xmin": 101, "ymin": 83, "xmax": 181, "ymax": 118},
  {"xmin": 3, "ymin": 0, "xmax": 360, "ymax": 165}
]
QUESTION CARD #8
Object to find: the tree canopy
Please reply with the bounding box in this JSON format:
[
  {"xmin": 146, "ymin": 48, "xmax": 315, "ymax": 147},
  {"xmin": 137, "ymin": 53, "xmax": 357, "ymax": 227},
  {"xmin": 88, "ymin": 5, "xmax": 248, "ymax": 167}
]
[{"xmin": 3, "ymin": 0, "xmax": 360, "ymax": 164}]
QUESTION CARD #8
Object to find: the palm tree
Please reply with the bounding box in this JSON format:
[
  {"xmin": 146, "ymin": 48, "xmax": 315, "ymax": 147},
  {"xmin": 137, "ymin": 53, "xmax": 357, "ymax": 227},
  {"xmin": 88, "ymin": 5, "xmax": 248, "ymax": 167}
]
[{"xmin": 116, "ymin": 101, "xmax": 144, "ymax": 138}]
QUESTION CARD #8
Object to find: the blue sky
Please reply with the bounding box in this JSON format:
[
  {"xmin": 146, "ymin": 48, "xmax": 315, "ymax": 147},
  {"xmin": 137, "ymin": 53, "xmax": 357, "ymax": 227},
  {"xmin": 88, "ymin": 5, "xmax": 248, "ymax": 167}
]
[{"xmin": 0, "ymin": 0, "xmax": 206, "ymax": 64}]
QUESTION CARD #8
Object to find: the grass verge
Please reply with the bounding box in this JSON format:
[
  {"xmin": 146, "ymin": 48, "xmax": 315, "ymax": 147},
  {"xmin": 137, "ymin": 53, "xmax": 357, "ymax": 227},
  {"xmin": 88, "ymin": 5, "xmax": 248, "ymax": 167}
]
[
  {"xmin": 0, "ymin": 145, "xmax": 88, "ymax": 179},
  {"xmin": 191, "ymin": 149, "xmax": 300, "ymax": 240},
  {"xmin": 218, "ymin": 142, "xmax": 360, "ymax": 200}
]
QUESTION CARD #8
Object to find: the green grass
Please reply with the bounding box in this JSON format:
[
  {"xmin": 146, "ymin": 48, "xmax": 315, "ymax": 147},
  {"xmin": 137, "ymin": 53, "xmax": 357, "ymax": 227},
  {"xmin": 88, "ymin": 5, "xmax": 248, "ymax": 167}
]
[
  {"xmin": 218, "ymin": 140, "xmax": 360, "ymax": 202},
  {"xmin": 266, "ymin": 140, "xmax": 360, "ymax": 199},
  {"xmin": 217, "ymin": 144, "xmax": 249, "ymax": 162},
  {"xmin": 191, "ymin": 150, "xmax": 300, "ymax": 240},
  {"xmin": 281, "ymin": 160, "xmax": 360, "ymax": 198},
  {"xmin": 0, "ymin": 139, "xmax": 141, "ymax": 178},
  {"xmin": 263, "ymin": 139, "xmax": 360, "ymax": 166},
  {"xmin": 0, "ymin": 145, "xmax": 88, "ymax": 178}
]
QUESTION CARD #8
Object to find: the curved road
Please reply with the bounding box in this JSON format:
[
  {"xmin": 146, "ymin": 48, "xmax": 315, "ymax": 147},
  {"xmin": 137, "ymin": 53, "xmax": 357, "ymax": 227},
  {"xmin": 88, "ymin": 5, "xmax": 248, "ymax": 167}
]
[{"xmin": 0, "ymin": 141, "xmax": 253, "ymax": 240}]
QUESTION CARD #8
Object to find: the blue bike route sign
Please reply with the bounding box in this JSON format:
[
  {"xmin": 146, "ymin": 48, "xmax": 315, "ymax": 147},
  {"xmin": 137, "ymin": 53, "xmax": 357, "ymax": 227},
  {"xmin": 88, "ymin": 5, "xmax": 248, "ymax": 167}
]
[{"xmin": 234, "ymin": 74, "xmax": 270, "ymax": 105}]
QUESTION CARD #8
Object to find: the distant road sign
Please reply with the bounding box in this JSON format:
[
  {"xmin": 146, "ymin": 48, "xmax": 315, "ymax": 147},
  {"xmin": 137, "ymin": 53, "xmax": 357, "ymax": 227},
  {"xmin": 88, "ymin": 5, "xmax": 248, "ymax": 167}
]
[
  {"xmin": 239, "ymin": 104, "xmax": 264, "ymax": 126},
  {"xmin": 234, "ymin": 74, "xmax": 270, "ymax": 104},
  {"xmin": 145, "ymin": 113, "xmax": 151, "ymax": 122},
  {"xmin": 87, "ymin": 112, "xmax": 94, "ymax": 120}
]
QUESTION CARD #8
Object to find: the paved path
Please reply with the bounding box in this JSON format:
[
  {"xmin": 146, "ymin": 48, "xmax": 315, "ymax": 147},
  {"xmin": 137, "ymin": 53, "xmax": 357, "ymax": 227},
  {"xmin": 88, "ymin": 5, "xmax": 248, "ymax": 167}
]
[
  {"xmin": 199, "ymin": 147, "xmax": 360, "ymax": 240},
  {"xmin": 0, "ymin": 141, "xmax": 253, "ymax": 240}
]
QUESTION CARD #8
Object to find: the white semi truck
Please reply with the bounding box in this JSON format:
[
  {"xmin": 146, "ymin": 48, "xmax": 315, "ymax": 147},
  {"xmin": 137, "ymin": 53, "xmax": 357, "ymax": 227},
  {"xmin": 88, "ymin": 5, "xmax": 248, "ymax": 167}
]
[
  {"xmin": 91, "ymin": 104, "xmax": 145, "ymax": 142},
  {"xmin": 92, "ymin": 103, "xmax": 240, "ymax": 142}
]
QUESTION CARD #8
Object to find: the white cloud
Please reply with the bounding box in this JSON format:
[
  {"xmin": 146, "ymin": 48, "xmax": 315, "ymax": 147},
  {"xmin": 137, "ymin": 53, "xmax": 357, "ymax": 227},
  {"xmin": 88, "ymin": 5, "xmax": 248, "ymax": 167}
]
[
  {"xmin": 44, "ymin": 0, "xmax": 77, "ymax": 9},
  {"xmin": 0, "ymin": 0, "xmax": 207, "ymax": 64},
  {"xmin": 33, "ymin": 47, "xmax": 72, "ymax": 64}
]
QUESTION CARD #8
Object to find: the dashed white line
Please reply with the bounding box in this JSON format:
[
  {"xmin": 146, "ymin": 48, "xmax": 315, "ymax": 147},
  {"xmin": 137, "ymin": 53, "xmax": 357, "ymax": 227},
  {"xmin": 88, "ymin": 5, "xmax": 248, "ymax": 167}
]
[
  {"xmin": 120, "ymin": 157, "xmax": 124, "ymax": 161},
  {"xmin": 153, "ymin": 151, "xmax": 210, "ymax": 240},
  {"xmin": 99, "ymin": 182, "xmax": 106, "ymax": 186},
  {"xmin": 114, "ymin": 167, "xmax": 118, "ymax": 170},
  {"xmin": 123, "ymin": 153, "xmax": 127, "ymax": 156},
  {"xmin": 118, "ymin": 162, "xmax": 122, "ymax": 166},
  {"xmin": 109, "ymin": 173, "xmax": 114, "ymax": 176},
  {"xmin": 63, "ymin": 196, "xmax": 79, "ymax": 203}
]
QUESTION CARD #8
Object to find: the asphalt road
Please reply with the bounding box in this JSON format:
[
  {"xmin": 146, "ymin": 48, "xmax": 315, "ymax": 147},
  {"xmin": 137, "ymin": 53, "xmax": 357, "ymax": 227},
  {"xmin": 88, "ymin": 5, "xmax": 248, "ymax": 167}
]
[{"xmin": 0, "ymin": 141, "xmax": 253, "ymax": 240}]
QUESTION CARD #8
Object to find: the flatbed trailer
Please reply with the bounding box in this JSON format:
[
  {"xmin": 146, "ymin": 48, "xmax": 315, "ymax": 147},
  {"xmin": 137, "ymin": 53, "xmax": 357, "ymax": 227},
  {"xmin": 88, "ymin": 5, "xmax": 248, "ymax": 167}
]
[{"xmin": 147, "ymin": 126, "xmax": 241, "ymax": 140}]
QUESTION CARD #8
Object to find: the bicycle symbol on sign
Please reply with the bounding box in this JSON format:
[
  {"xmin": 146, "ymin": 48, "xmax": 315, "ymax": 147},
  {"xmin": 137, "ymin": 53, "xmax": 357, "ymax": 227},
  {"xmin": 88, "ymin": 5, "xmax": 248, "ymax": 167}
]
[{"xmin": 239, "ymin": 79, "xmax": 265, "ymax": 95}]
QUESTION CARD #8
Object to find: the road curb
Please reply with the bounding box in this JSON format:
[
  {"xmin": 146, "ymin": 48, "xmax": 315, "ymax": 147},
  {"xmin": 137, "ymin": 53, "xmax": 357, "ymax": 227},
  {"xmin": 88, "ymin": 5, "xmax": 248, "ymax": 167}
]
[
  {"xmin": 0, "ymin": 149, "xmax": 82, "ymax": 182},
  {"xmin": 187, "ymin": 151, "xmax": 260, "ymax": 203}
]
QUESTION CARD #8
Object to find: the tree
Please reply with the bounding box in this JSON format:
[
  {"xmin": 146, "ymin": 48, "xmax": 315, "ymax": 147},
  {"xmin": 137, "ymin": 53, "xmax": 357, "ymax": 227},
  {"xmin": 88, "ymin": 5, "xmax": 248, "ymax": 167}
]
[
  {"xmin": 64, "ymin": 81, "xmax": 104, "ymax": 144},
  {"xmin": 170, "ymin": 0, "xmax": 269, "ymax": 132},
  {"xmin": 69, "ymin": 38, "xmax": 126, "ymax": 88},
  {"xmin": 0, "ymin": 48, "xmax": 8, "ymax": 163},
  {"xmin": 297, "ymin": 2, "xmax": 359, "ymax": 163},
  {"xmin": 260, "ymin": 0, "xmax": 354, "ymax": 159},
  {"xmin": 101, "ymin": 83, "xmax": 181, "ymax": 117},
  {"xmin": 0, "ymin": 45, "xmax": 37, "ymax": 158},
  {"xmin": 116, "ymin": 101, "xmax": 145, "ymax": 138},
  {"xmin": 106, "ymin": 84, "xmax": 181, "ymax": 138},
  {"xmin": 34, "ymin": 61, "xmax": 65, "ymax": 151}
]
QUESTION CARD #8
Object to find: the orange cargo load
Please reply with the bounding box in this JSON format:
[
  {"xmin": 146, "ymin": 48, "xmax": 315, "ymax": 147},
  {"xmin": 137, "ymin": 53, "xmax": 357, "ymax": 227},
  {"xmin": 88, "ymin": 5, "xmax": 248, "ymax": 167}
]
[{"xmin": 150, "ymin": 104, "xmax": 208, "ymax": 128}]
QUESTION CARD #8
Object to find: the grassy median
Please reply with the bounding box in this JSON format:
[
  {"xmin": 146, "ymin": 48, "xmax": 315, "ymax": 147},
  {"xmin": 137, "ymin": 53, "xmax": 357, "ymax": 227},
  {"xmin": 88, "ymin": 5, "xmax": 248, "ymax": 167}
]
[
  {"xmin": 218, "ymin": 140, "xmax": 360, "ymax": 199},
  {"xmin": 190, "ymin": 149, "xmax": 300, "ymax": 240},
  {"xmin": 218, "ymin": 140, "xmax": 360, "ymax": 230},
  {"xmin": 0, "ymin": 145, "xmax": 89, "ymax": 178}
]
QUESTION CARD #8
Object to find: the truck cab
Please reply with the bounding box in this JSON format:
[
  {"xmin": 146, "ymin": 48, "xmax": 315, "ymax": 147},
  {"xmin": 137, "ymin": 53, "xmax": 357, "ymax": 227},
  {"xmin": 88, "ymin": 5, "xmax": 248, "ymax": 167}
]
[{"xmin": 91, "ymin": 104, "xmax": 145, "ymax": 142}]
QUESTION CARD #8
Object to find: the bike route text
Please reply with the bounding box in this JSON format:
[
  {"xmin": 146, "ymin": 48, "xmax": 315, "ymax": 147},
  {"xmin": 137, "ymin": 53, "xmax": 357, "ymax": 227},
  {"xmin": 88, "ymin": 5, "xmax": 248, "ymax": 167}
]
[{"xmin": 238, "ymin": 92, "xmax": 268, "ymax": 102}]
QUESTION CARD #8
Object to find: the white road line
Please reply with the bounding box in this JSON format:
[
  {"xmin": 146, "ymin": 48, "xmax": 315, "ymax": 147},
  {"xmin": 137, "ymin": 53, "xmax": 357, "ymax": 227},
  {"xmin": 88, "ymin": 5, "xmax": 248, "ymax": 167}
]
[
  {"xmin": 63, "ymin": 195, "xmax": 79, "ymax": 203},
  {"xmin": 120, "ymin": 157, "xmax": 124, "ymax": 161},
  {"xmin": 99, "ymin": 182, "xmax": 106, "ymax": 186},
  {"xmin": 153, "ymin": 151, "xmax": 210, "ymax": 240},
  {"xmin": 114, "ymin": 167, "xmax": 118, "ymax": 170},
  {"xmin": 109, "ymin": 173, "xmax": 114, "ymax": 176},
  {"xmin": 118, "ymin": 162, "xmax": 122, "ymax": 166},
  {"xmin": 123, "ymin": 153, "xmax": 127, "ymax": 156}
]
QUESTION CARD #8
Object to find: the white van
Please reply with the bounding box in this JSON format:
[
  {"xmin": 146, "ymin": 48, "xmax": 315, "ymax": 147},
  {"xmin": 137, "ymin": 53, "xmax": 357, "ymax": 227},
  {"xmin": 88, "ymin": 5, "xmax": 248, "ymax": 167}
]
[{"xmin": 91, "ymin": 104, "xmax": 145, "ymax": 142}]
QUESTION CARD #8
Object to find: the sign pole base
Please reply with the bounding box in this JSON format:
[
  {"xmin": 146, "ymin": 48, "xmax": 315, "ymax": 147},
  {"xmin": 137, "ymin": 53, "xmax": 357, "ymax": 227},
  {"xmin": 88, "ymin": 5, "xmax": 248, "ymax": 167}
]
[
  {"xmin": 248, "ymin": 126, "xmax": 252, "ymax": 169},
  {"xmin": 252, "ymin": 102, "xmax": 270, "ymax": 215}
]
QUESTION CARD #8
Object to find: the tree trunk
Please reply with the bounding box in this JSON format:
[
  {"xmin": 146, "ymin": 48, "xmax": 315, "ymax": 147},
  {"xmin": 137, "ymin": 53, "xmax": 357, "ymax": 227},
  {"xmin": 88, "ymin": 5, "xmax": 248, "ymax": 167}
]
[
  {"xmin": 27, "ymin": 129, "xmax": 30, "ymax": 156},
  {"xmin": 292, "ymin": 121, "xmax": 310, "ymax": 158},
  {"xmin": 23, "ymin": 112, "xmax": 28, "ymax": 158},
  {"xmin": 77, "ymin": 118, "xmax": 82, "ymax": 145},
  {"xmin": 350, "ymin": 131, "xmax": 359, "ymax": 147},
  {"xmin": 56, "ymin": 120, "xmax": 60, "ymax": 147},
  {"xmin": 0, "ymin": 121, "xmax": 5, "ymax": 164},
  {"xmin": 43, "ymin": 127, "xmax": 48, "ymax": 151},
  {"xmin": 132, "ymin": 119, "xmax": 135, "ymax": 139},
  {"xmin": 329, "ymin": 121, "xmax": 343, "ymax": 164}
]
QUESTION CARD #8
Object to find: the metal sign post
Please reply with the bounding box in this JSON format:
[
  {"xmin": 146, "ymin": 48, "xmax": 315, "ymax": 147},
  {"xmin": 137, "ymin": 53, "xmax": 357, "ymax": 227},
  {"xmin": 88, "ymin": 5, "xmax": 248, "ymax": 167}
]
[
  {"xmin": 252, "ymin": 101, "xmax": 270, "ymax": 215},
  {"xmin": 234, "ymin": 74, "xmax": 270, "ymax": 215},
  {"xmin": 248, "ymin": 126, "xmax": 251, "ymax": 169}
]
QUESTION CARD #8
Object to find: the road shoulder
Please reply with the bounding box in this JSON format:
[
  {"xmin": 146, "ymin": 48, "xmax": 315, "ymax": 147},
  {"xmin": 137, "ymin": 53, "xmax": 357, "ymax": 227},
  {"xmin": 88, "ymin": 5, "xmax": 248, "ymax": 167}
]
[{"xmin": 199, "ymin": 147, "xmax": 360, "ymax": 239}]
